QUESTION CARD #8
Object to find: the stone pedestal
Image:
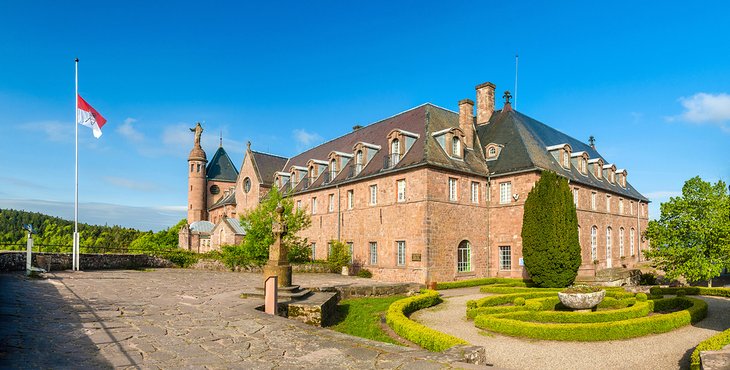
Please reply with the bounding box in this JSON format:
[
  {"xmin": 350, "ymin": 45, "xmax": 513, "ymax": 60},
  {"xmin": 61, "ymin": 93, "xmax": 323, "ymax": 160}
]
[{"xmin": 263, "ymin": 264, "xmax": 292, "ymax": 288}]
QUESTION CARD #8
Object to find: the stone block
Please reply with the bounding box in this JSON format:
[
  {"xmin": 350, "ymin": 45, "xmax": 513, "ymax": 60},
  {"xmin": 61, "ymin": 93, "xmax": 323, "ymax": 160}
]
[{"xmin": 286, "ymin": 292, "xmax": 338, "ymax": 326}]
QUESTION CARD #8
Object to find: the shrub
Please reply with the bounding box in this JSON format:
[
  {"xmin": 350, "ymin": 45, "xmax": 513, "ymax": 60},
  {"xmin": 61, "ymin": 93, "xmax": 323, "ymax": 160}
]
[
  {"xmin": 356, "ymin": 269, "xmax": 373, "ymax": 278},
  {"xmin": 386, "ymin": 290, "xmax": 467, "ymax": 351},
  {"xmin": 497, "ymin": 301, "xmax": 653, "ymax": 324},
  {"xmin": 521, "ymin": 171, "xmax": 582, "ymax": 288},
  {"xmin": 639, "ymin": 272, "xmax": 658, "ymax": 285},
  {"xmin": 470, "ymin": 291, "xmax": 557, "ymax": 309},
  {"xmin": 691, "ymin": 328, "xmax": 730, "ymax": 370},
  {"xmin": 513, "ymin": 297, "xmax": 526, "ymax": 306},
  {"xmin": 480, "ymin": 286, "xmax": 559, "ymax": 294},
  {"xmin": 159, "ymin": 249, "xmax": 199, "ymax": 268},
  {"xmin": 474, "ymin": 297, "xmax": 707, "ymax": 341},
  {"xmin": 650, "ymin": 286, "xmax": 730, "ymax": 298},
  {"xmin": 561, "ymin": 285, "xmax": 602, "ymax": 294},
  {"xmin": 220, "ymin": 244, "xmax": 251, "ymax": 269},
  {"xmin": 327, "ymin": 240, "xmax": 351, "ymax": 271},
  {"xmin": 676, "ymin": 289, "xmax": 687, "ymax": 297},
  {"xmin": 287, "ymin": 242, "xmax": 312, "ymax": 264},
  {"xmin": 436, "ymin": 278, "xmax": 529, "ymax": 290},
  {"xmin": 596, "ymin": 297, "xmax": 635, "ymax": 310},
  {"xmin": 635, "ymin": 293, "xmax": 648, "ymax": 302},
  {"xmin": 467, "ymin": 305, "xmax": 526, "ymax": 319}
]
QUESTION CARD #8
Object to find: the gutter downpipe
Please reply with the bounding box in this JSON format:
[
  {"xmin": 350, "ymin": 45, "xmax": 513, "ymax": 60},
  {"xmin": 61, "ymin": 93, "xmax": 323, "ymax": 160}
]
[
  {"xmin": 487, "ymin": 172, "xmax": 492, "ymax": 277},
  {"xmin": 337, "ymin": 184, "xmax": 341, "ymax": 242},
  {"xmin": 637, "ymin": 200, "xmax": 641, "ymax": 262}
]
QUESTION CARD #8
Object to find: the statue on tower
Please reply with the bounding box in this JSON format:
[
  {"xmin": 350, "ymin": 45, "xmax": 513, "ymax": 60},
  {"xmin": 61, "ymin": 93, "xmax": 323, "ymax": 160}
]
[{"xmin": 190, "ymin": 122, "xmax": 203, "ymax": 147}]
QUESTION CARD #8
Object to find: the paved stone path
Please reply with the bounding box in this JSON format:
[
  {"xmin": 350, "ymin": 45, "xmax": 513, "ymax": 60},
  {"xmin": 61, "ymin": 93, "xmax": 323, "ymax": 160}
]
[
  {"xmin": 0, "ymin": 269, "xmax": 467, "ymax": 369},
  {"xmin": 412, "ymin": 287, "xmax": 730, "ymax": 370}
]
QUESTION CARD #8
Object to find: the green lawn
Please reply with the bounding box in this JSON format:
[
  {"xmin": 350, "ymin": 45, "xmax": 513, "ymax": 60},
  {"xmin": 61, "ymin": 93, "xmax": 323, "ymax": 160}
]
[{"xmin": 330, "ymin": 295, "xmax": 405, "ymax": 345}]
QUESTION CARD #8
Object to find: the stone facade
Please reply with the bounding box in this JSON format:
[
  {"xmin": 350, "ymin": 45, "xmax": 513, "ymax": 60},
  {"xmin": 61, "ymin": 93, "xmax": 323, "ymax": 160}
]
[{"xmin": 179, "ymin": 80, "xmax": 649, "ymax": 284}]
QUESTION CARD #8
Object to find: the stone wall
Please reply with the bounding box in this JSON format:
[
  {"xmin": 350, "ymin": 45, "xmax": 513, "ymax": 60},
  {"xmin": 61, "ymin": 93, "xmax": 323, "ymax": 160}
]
[
  {"xmin": 189, "ymin": 258, "xmax": 333, "ymax": 273},
  {"xmin": 0, "ymin": 251, "xmax": 175, "ymax": 272}
]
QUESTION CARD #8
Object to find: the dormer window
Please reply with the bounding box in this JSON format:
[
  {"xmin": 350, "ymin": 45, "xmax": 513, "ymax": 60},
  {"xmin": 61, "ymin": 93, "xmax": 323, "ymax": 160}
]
[
  {"xmin": 355, "ymin": 150, "xmax": 364, "ymax": 175},
  {"xmin": 616, "ymin": 169, "xmax": 627, "ymax": 188},
  {"xmin": 275, "ymin": 172, "xmax": 290, "ymax": 188},
  {"xmin": 588, "ymin": 158, "xmax": 604, "ymax": 180},
  {"xmin": 485, "ymin": 143, "xmax": 503, "ymax": 161},
  {"xmin": 329, "ymin": 159, "xmax": 336, "ymax": 179},
  {"xmin": 489, "ymin": 147, "xmax": 496, "ymax": 156},
  {"xmin": 571, "ymin": 151, "xmax": 589, "ymax": 175},
  {"xmin": 546, "ymin": 143, "xmax": 572, "ymax": 169},
  {"xmin": 452, "ymin": 137, "xmax": 461, "ymax": 157},
  {"xmin": 391, "ymin": 139, "xmax": 401, "ymax": 165},
  {"xmin": 603, "ymin": 164, "xmax": 617, "ymax": 184}
]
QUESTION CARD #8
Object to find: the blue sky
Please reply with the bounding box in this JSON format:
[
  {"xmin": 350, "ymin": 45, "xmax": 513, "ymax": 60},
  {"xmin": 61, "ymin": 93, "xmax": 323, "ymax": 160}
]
[{"xmin": 1, "ymin": 1, "xmax": 729, "ymax": 230}]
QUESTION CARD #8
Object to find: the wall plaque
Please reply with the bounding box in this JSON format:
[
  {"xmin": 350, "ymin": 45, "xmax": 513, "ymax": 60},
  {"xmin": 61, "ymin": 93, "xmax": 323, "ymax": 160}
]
[{"xmin": 411, "ymin": 253, "xmax": 421, "ymax": 262}]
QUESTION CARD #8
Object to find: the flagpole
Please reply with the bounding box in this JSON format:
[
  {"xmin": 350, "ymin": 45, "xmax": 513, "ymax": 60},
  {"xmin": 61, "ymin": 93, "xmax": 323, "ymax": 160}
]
[{"xmin": 74, "ymin": 58, "xmax": 79, "ymax": 271}]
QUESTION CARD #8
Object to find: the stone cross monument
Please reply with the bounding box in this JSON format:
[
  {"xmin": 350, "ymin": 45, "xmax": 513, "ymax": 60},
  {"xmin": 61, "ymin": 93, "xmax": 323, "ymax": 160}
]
[{"xmin": 263, "ymin": 204, "xmax": 292, "ymax": 288}]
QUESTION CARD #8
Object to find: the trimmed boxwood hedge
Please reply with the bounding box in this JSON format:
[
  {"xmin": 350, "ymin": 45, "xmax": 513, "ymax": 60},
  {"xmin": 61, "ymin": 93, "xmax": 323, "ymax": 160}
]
[
  {"xmin": 650, "ymin": 286, "xmax": 730, "ymax": 298},
  {"xmin": 480, "ymin": 285, "xmax": 561, "ymax": 294},
  {"xmin": 436, "ymin": 278, "xmax": 530, "ymax": 290},
  {"xmin": 385, "ymin": 290, "xmax": 467, "ymax": 351},
  {"xmin": 496, "ymin": 301, "xmax": 653, "ymax": 323},
  {"xmin": 468, "ymin": 291, "xmax": 557, "ymax": 310},
  {"xmin": 473, "ymin": 297, "xmax": 707, "ymax": 341},
  {"xmin": 691, "ymin": 327, "xmax": 730, "ymax": 370}
]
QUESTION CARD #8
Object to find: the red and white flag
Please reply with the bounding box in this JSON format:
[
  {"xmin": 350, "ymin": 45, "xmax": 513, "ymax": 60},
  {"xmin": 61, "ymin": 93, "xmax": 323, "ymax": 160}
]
[{"xmin": 77, "ymin": 94, "xmax": 107, "ymax": 138}]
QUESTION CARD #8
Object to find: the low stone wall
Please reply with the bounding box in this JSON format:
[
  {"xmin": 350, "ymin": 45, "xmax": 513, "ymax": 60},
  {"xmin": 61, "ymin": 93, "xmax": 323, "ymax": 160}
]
[
  {"xmin": 190, "ymin": 258, "xmax": 333, "ymax": 274},
  {"xmin": 0, "ymin": 251, "xmax": 174, "ymax": 272},
  {"xmin": 310, "ymin": 283, "xmax": 422, "ymax": 299}
]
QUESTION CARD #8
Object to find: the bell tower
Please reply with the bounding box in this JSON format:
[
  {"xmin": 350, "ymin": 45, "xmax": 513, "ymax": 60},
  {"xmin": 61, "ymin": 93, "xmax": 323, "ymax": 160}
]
[{"xmin": 188, "ymin": 122, "xmax": 208, "ymax": 223}]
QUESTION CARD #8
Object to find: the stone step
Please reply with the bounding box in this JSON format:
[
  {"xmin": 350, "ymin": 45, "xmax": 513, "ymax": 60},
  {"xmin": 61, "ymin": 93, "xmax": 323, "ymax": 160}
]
[{"xmin": 241, "ymin": 285, "xmax": 312, "ymax": 300}]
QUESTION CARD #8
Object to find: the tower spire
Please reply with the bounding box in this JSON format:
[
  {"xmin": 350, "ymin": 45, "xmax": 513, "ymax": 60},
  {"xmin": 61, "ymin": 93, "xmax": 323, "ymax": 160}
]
[{"xmin": 219, "ymin": 129, "xmax": 223, "ymax": 148}]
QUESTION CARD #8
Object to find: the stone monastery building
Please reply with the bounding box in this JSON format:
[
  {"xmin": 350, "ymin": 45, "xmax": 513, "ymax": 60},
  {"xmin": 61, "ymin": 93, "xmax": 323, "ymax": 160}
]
[{"xmin": 179, "ymin": 81, "xmax": 649, "ymax": 284}]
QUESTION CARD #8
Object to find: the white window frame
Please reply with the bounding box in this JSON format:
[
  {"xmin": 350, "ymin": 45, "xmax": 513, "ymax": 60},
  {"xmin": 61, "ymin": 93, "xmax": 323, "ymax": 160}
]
[
  {"xmin": 329, "ymin": 159, "xmax": 337, "ymax": 179},
  {"xmin": 397, "ymin": 179, "xmax": 406, "ymax": 202},
  {"xmin": 606, "ymin": 227, "xmax": 612, "ymax": 262},
  {"xmin": 471, "ymin": 182, "xmax": 479, "ymax": 204},
  {"xmin": 347, "ymin": 190, "xmax": 354, "ymax": 210},
  {"xmin": 311, "ymin": 197, "xmax": 317, "ymax": 214},
  {"xmin": 355, "ymin": 150, "xmax": 363, "ymax": 175},
  {"xmin": 619, "ymin": 227, "xmax": 625, "ymax": 257},
  {"xmin": 311, "ymin": 242, "xmax": 316, "ymax": 260},
  {"xmin": 619, "ymin": 199, "xmax": 624, "ymax": 214},
  {"xmin": 369, "ymin": 184, "xmax": 378, "ymax": 205},
  {"xmin": 499, "ymin": 246, "xmax": 511, "ymax": 271},
  {"xmin": 328, "ymin": 194, "xmax": 334, "ymax": 213},
  {"xmin": 591, "ymin": 226, "xmax": 597, "ymax": 261},
  {"xmin": 563, "ymin": 151, "xmax": 569, "ymax": 168},
  {"xmin": 630, "ymin": 228, "xmax": 635, "ymax": 256},
  {"xmin": 448, "ymin": 178, "xmax": 458, "ymax": 202},
  {"xmin": 296, "ymin": 200, "xmax": 302, "ymax": 210},
  {"xmin": 391, "ymin": 139, "xmax": 401, "ymax": 165},
  {"xmin": 452, "ymin": 137, "xmax": 461, "ymax": 157},
  {"xmin": 591, "ymin": 192, "xmax": 597, "ymax": 210},
  {"xmin": 396, "ymin": 241, "xmax": 406, "ymax": 266},
  {"xmin": 606, "ymin": 195, "xmax": 611, "ymax": 213},
  {"xmin": 369, "ymin": 242, "xmax": 377, "ymax": 265},
  {"xmin": 347, "ymin": 242, "xmax": 354, "ymax": 264},
  {"xmin": 500, "ymin": 182, "xmax": 512, "ymax": 204},
  {"xmin": 573, "ymin": 188, "xmax": 579, "ymax": 208}
]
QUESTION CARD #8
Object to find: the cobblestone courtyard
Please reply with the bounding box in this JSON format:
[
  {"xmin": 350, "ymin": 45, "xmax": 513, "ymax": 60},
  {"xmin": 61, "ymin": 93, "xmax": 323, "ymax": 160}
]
[{"xmin": 0, "ymin": 269, "xmax": 466, "ymax": 369}]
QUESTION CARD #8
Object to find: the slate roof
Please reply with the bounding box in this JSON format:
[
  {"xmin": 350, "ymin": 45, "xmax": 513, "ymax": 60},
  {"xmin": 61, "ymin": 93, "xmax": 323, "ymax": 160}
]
[
  {"xmin": 280, "ymin": 104, "xmax": 488, "ymax": 193},
  {"xmin": 476, "ymin": 109, "xmax": 648, "ymax": 201},
  {"xmin": 189, "ymin": 220, "xmax": 214, "ymax": 233},
  {"xmin": 206, "ymin": 147, "xmax": 238, "ymax": 182},
  {"xmin": 250, "ymin": 151, "xmax": 288, "ymax": 187},
  {"xmin": 208, "ymin": 188, "xmax": 236, "ymax": 211}
]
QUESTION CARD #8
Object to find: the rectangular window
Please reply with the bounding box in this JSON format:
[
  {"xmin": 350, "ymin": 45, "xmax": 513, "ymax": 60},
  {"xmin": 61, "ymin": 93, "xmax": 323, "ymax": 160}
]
[
  {"xmin": 311, "ymin": 243, "xmax": 316, "ymax": 260},
  {"xmin": 606, "ymin": 195, "xmax": 611, "ymax": 213},
  {"xmin": 347, "ymin": 242, "xmax": 354, "ymax": 264},
  {"xmin": 500, "ymin": 182, "xmax": 512, "ymax": 204},
  {"xmin": 347, "ymin": 190, "xmax": 354, "ymax": 210},
  {"xmin": 369, "ymin": 184, "xmax": 377, "ymax": 205},
  {"xmin": 619, "ymin": 228, "xmax": 625, "ymax": 257},
  {"xmin": 296, "ymin": 200, "xmax": 302, "ymax": 210},
  {"xmin": 369, "ymin": 242, "xmax": 377, "ymax": 265},
  {"xmin": 619, "ymin": 199, "xmax": 624, "ymax": 214},
  {"xmin": 311, "ymin": 197, "xmax": 317, "ymax": 214},
  {"xmin": 397, "ymin": 241, "xmax": 406, "ymax": 266},
  {"xmin": 448, "ymin": 178, "xmax": 458, "ymax": 201},
  {"xmin": 328, "ymin": 241, "xmax": 333, "ymax": 258},
  {"xmin": 499, "ymin": 246, "xmax": 511, "ymax": 271},
  {"xmin": 630, "ymin": 229, "xmax": 635, "ymax": 256},
  {"xmin": 591, "ymin": 192, "xmax": 597, "ymax": 210},
  {"xmin": 328, "ymin": 194, "xmax": 334, "ymax": 212},
  {"xmin": 630, "ymin": 201, "xmax": 634, "ymax": 215},
  {"xmin": 397, "ymin": 179, "xmax": 406, "ymax": 202},
  {"xmin": 471, "ymin": 182, "xmax": 479, "ymax": 204},
  {"xmin": 573, "ymin": 188, "xmax": 579, "ymax": 208}
]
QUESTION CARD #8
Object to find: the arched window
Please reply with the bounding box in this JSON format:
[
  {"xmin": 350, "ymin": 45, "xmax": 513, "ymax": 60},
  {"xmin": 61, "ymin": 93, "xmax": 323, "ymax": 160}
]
[
  {"xmin": 452, "ymin": 137, "xmax": 461, "ymax": 157},
  {"xmin": 591, "ymin": 226, "xmax": 597, "ymax": 261},
  {"xmin": 606, "ymin": 227, "xmax": 613, "ymax": 265},
  {"xmin": 391, "ymin": 139, "xmax": 401, "ymax": 165},
  {"xmin": 488, "ymin": 147, "xmax": 496, "ymax": 157},
  {"xmin": 619, "ymin": 227, "xmax": 625, "ymax": 257},
  {"xmin": 457, "ymin": 241, "xmax": 471, "ymax": 272},
  {"xmin": 355, "ymin": 150, "xmax": 363, "ymax": 175}
]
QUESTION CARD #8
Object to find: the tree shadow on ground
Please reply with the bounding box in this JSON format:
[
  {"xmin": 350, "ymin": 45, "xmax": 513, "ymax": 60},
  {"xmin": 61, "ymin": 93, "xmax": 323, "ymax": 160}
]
[{"xmin": 0, "ymin": 272, "xmax": 113, "ymax": 369}]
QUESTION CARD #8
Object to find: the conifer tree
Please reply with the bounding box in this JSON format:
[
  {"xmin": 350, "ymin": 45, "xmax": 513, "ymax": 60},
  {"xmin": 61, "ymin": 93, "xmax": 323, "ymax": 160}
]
[{"xmin": 521, "ymin": 171, "xmax": 582, "ymax": 287}]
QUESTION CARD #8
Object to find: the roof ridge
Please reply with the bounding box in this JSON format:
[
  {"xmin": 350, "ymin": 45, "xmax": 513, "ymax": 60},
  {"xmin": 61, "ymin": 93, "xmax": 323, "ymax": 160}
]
[{"xmin": 251, "ymin": 149, "xmax": 288, "ymax": 160}]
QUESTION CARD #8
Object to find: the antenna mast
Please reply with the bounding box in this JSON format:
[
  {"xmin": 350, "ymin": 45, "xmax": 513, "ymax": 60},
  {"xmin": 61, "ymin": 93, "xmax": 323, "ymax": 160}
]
[{"xmin": 514, "ymin": 53, "xmax": 519, "ymax": 110}]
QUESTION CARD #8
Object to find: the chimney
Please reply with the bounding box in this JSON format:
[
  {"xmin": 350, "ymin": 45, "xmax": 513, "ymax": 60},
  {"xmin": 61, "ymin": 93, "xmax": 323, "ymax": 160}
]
[
  {"xmin": 475, "ymin": 82, "xmax": 496, "ymax": 125},
  {"xmin": 458, "ymin": 98, "xmax": 475, "ymax": 149}
]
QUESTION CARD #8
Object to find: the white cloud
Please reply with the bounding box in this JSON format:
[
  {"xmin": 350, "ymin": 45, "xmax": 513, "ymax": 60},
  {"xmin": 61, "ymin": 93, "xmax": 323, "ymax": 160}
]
[
  {"xmin": 103, "ymin": 176, "xmax": 160, "ymax": 192},
  {"xmin": 293, "ymin": 129, "xmax": 323, "ymax": 150},
  {"xmin": 669, "ymin": 92, "xmax": 730, "ymax": 132},
  {"xmin": 117, "ymin": 117, "xmax": 144, "ymax": 142},
  {"xmin": 644, "ymin": 190, "xmax": 681, "ymax": 200},
  {"xmin": 20, "ymin": 120, "xmax": 72, "ymax": 142}
]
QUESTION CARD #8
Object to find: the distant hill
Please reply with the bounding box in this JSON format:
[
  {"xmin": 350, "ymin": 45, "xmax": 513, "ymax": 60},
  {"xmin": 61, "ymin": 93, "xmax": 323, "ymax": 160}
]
[{"xmin": 0, "ymin": 208, "xmax": 144, "ymax": 251}]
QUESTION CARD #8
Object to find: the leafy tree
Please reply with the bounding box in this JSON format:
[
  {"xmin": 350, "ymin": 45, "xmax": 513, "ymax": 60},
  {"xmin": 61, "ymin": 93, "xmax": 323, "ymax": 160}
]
[
  {"xmin": 327, "ymin": 240, "xmax": 352, "ymax": 271},
  {"xmin": 521, "ymin": 171, "xmax": 582, "ymax": 287},
  {"xmin": 237, "ymin": 187, "xmax": 311, "ymax": 265},
  {"xmin": 645, "ymin": 177, "xmax": 730, "ymax": 287}
]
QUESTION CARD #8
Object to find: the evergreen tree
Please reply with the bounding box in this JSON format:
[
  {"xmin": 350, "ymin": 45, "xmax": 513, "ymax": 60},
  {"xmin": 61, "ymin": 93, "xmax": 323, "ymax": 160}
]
[{"xmin": 521, "ymin": 171, "xmax": 582, "ymax": 287}]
